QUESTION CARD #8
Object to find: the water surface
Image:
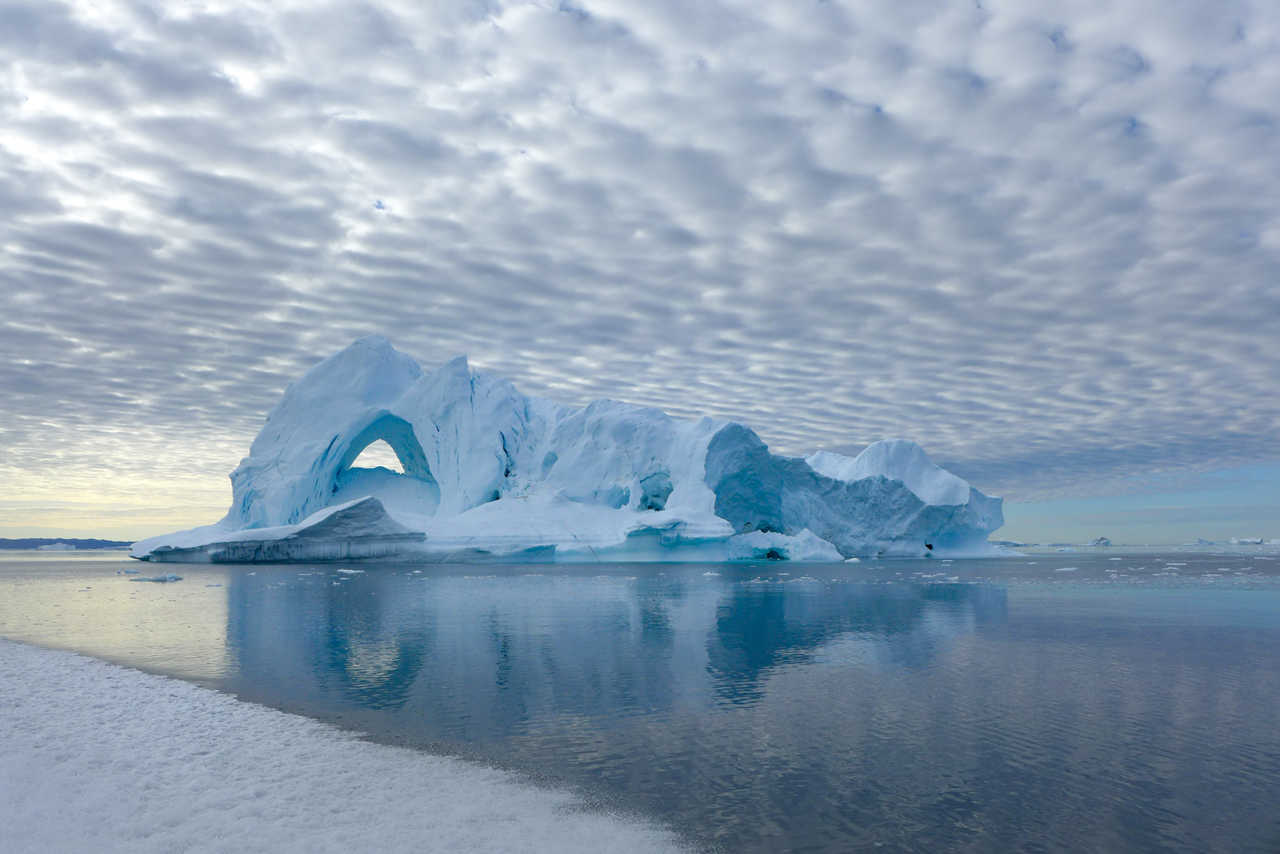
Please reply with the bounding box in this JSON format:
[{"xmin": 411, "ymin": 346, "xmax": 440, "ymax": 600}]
[{"xmin": 3, "ymin": 549, "xmax": 1279, "ymax": 852}]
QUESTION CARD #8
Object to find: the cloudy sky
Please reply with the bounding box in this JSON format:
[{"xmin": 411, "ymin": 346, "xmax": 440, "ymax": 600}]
[{"xmin": 2, "ymin": 0, "xmax": 1277, "ymax": 542}]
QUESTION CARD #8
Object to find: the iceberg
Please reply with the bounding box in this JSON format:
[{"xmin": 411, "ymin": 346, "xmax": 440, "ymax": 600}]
[{"xmin": 132, "ymin": 337, "xmax": 1003, "ymax": 562}]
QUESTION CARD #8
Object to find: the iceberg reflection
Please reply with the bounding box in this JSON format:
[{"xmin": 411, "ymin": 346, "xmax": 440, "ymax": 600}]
[{"xmin": 222, "ymin": 566, "xmax": 1006, "ymax": 737}]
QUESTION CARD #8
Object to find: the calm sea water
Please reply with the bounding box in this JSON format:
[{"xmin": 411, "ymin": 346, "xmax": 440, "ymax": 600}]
[{"xmin": 3, "ymin": 549, "xmax": 1280, "ymax": 852}]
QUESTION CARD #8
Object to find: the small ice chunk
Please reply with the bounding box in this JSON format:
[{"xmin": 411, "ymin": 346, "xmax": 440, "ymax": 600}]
[
  {"xmin": 130, "ymin": 574, "xmax": 183, "ymax": 583},
  {"xmin": 1055, "ymin": 567, "xmax": 1078, "ymax": 572},
  {"xmin": 336, "ymin": 568, "xmax": 364, "ymax": 575}
]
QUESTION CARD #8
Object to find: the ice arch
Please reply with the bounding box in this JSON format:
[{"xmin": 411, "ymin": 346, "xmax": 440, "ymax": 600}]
[
  {"xmin": 331, "ymin": 413, "xmax": 440, "ymax": 516},
  {"xmin": 336, "ymin": 414, "xmax": 432, "ymax": 478}
]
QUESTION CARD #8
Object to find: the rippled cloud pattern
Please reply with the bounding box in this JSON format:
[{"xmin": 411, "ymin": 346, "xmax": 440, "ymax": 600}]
[{"xmin": 2, "ymin": 0, "xmax": 1277, "ymax": 532}]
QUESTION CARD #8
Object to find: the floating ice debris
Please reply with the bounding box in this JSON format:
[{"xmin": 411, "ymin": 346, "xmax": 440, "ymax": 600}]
[
  {"xmin": 702, "ymin": 571, "xmax": 721, "ymax": 576},
  {"xmin": 1055, "ymin": 567, "xmax": 1079, "ymax": 572},
  {"xmin": 336, "ymin": 568, "xmax": 364, "ymax": 575},
  {"xmin": 130, "ymin": 574, "xmax": 183, "ymax": 583},
  {"xmin": 1108, "ymin": 557, "xmax": 1123, "ymax": 561},
  {"xmin": 844, "ymin": 557, "xmax": 861, "ymax": 563}
]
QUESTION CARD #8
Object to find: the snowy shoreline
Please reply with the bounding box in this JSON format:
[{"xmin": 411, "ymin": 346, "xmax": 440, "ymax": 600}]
[{"xmin": 0, "ymin": 639, "xmax": 687, "ymax": 853}]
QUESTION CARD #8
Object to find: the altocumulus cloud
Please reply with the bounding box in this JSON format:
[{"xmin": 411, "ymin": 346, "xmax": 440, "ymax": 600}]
[{"xmin": 1, "ymin": 0, "xmax": 1278, "ymax": 529}]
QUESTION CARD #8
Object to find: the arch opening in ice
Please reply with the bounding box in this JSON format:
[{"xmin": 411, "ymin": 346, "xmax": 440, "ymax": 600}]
[
  {"xmin": 331, "ymin": 413, "xmax": 441, "ymax": 517},
  {"xmin": 349, "ymin": 439, "xmax": 405, "ymax": 474}
]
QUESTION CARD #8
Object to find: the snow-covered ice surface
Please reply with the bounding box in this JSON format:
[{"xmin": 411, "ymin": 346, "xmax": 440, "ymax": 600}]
[
  {"xmin": 133, "ymin": 336, "xmax": 1003, "ymax": 563},
  {"xmin": 0, "ymin": 639, "xmax": 687, "ymax": 854}
]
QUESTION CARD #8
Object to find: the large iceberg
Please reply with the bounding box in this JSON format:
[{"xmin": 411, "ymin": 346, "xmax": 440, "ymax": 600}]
[{"xmin": 132, "ymin": 337, "xmax": 1003, "ymax": 562}]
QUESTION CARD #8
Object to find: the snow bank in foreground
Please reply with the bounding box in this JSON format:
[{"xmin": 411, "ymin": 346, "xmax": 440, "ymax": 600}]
[{"xmin": 0, "ymin": 640, "xmax": 687, "ymax": 854}]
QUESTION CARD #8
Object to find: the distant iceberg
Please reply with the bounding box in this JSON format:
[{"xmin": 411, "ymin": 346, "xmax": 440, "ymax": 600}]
[{"xmin": 133, "ymin": 337, "xmax": 1003, "ymax": 562}]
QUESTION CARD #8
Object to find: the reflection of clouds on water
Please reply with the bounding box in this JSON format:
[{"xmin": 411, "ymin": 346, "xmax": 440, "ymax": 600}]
[{"xmin": 0, "ymin": 560, "xmax": 233, "ymax": 681}]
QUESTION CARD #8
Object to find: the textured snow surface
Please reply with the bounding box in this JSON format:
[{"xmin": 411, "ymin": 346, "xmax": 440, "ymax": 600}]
[
  {"xmin": 0, "ymin": 640, "xmax": 687, "ymax": 854},
  {"xmin": 133, "ymin": 337, "xmax": 1003, "ymax": 561}
]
